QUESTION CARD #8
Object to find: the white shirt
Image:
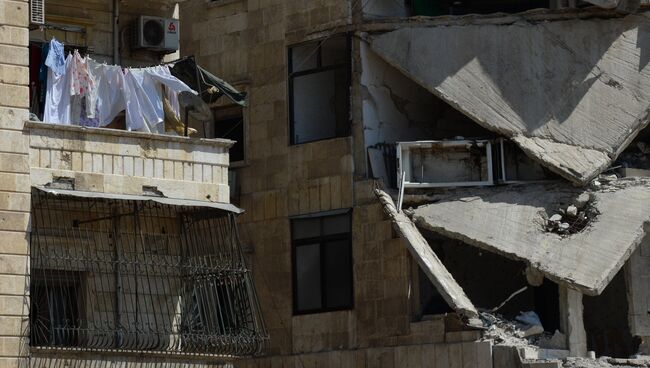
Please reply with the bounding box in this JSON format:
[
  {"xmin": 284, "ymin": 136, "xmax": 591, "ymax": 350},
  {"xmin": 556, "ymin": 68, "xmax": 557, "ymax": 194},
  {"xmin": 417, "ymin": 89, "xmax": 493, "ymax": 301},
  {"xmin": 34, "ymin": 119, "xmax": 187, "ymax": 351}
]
[
  {"xmin": 43, "ymin": 54, "xmax": 73, "ymax": 125},
  {"xmin": 88, "ymin": 60, "xmax": 126, "ymax": 126}
]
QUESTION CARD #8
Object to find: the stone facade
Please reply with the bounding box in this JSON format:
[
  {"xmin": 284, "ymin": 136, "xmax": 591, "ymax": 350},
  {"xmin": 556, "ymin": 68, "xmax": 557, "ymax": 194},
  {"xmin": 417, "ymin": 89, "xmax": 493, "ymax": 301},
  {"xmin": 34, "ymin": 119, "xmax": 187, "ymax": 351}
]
[
  {"xmin": 0, "ymin": 0, "xmax": 236, "ymax": 366},
  {"xmin": 27, "ymin": 122, "xmax": 232, "ymax": 202},
  {"xmin": 32, "ymin": 0, "xmax": 177, "ymax": 66},
  {"xmin": 180, "ymin": 0, "xmax": 494, "ymax": 366},
  {"xmin": 0, "ymin": 1, "xmax": 32, "ymax": 366}
]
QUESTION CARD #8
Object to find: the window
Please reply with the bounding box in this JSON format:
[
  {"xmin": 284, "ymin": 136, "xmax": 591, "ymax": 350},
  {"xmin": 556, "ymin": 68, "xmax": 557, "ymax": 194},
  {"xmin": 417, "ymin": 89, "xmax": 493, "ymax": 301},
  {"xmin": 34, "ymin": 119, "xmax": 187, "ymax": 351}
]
[
  {"xmin": 213, "ymin": 106, "xmax": 245, "ymax": 164},
  {"xmin": 30, "ymin": 271, "xmax": 82, "ymax": 347},
  {"xmin": 29, "ymin": 190, "xmax": 267, "ymax": 355},
  {"xmin": 291, "ymin": 211, "xmax": 353, "ymax": 314},
  {"xmin": 189, "ymin": 104, "xmax": 245, "ymax": 164},
  {"xmin": 288, "ymin": 35, "xmax": 351, "ymax": 145}
]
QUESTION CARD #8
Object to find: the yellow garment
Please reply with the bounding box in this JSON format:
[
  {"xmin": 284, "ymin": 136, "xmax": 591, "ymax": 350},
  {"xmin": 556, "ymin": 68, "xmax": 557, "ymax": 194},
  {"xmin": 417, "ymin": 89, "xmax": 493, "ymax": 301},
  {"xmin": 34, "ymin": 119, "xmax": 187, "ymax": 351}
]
[{"xmin": 164, "ymin": 97, "xmax": 197, "ymax": 136}]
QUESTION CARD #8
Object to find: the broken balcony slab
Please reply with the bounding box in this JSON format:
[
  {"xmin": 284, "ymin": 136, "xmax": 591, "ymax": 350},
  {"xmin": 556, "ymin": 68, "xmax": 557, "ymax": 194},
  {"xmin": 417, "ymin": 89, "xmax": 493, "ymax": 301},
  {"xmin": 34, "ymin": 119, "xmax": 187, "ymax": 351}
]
[
  {"xmin": 369, "ymin": 14, "xmax": 650, "ymax": 185},
  {"xmin": 410, "ymin": 179, "xmax": 650, "ymax": 295},
  {"xmin": 374, "ymin": 188, "xmax": 482, "ymax": 327}
]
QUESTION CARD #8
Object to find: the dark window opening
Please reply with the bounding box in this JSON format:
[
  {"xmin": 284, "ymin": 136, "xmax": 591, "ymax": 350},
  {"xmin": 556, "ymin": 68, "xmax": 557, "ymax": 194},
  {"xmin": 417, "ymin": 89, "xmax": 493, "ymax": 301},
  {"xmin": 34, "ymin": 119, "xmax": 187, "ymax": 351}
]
[
  {"xmin": 289, "ymin": 35, "xmax": 351, "ymax": 145},
  {"xmin": 417, "ymin": 267, "xmax": 454, "ymax": 317},
  {"xmin": 214, "ymin": 106, "xmax": 245, "ymax": 163},
  {"xmin": 291, "ymin": 211, "xmax": 353, "ymax": 314},
  {"xmin": 30, "ymin": 271, "xmax": 82, "ymax": 347},
  {"xmin": 406, "ymin": 0, "xmax": 551, "ymax": 16},
  {"xmin": 189, "ymin": 105, "xmax": 245, "ymax": 163},
  {"xmin": 422, "ymin": 233, "xmax": 560, "ymax": 331}
]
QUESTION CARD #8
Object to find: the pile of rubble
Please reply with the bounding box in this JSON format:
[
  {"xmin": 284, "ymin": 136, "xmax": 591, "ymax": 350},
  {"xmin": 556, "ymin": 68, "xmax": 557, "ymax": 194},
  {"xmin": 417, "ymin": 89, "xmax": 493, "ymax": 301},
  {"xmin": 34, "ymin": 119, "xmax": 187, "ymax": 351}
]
[
  {"xmin": 563, "ymin": 357, "xmax": 650, "ymax": 368},
  {"xmin": 480, "ymin": 311, "xmax": 564, "ymax": 349},
  {"xmin": 546, "ymin": 192, "xmax": 599, "ymax": 235}
]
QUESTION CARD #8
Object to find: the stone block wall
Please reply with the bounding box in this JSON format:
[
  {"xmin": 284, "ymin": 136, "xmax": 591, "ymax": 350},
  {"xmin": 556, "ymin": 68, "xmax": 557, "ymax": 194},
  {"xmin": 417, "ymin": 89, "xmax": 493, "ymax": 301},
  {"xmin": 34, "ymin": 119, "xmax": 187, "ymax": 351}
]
[
  {"xmin": 234, "ymin": 340, "xmax": 494, "ymax": 368},
  {"xmin": 0, "ymin": 0, "xmax": 30, "ymax": 366},
  {"xmin": 178, "ymin": 0, "xmax": 492, "ymax": 364},
  {"xmin": 33, "ymin": 0, "xmax": 176, "ymax": 66}
]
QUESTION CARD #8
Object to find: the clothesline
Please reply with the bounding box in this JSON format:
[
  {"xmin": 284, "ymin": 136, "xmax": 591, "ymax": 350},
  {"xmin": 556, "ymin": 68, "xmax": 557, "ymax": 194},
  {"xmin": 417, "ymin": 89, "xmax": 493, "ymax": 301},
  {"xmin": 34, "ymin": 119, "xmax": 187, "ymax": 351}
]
[{"xmin": 41, "ymin": 37, "xmax": 198, "ymax": 135}]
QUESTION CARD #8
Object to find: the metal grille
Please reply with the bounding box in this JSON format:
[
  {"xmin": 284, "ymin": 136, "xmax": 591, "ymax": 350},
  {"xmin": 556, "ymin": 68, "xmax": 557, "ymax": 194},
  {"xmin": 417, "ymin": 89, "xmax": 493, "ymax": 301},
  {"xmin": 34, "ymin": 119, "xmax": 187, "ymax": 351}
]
[
  {"xmin": 30, "ymin": 0, "xmax": 45, "ymax": 25},
  {"xmin": 30, "ymin": 190, "xmax": 268, "ymax": 356}
]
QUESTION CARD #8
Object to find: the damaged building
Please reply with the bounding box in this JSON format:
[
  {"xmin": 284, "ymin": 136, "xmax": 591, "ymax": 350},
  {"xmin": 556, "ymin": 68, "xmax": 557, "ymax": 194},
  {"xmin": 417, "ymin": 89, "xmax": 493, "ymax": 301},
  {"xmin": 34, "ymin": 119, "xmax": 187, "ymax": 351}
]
[
  {"xmin": 177, "ymin": 0, "xmax": 650, "ymax": 367},
  {"xmin": 2, "ymin": 0, "xmax": 650, "ymax": 367}
]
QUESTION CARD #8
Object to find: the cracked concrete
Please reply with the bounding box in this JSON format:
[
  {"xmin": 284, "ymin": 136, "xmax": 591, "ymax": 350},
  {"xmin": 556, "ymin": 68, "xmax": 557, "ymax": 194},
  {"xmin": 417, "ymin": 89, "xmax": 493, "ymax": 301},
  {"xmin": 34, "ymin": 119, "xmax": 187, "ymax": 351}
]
[
  {"xmin": 410, "ymin": 178, "xmax": 650, "ymax": 295},
  {"xmin": 370, "ymin": 14, "xmax": 650, "ymax": 185}
]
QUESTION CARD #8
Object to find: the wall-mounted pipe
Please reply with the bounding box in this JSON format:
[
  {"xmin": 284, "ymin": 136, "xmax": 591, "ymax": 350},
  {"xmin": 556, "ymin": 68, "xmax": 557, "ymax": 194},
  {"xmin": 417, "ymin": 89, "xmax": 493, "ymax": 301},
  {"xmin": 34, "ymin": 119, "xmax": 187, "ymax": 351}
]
[{"xmin": 113, "ymin": 0, "xmax": 120, "ymax": 64}]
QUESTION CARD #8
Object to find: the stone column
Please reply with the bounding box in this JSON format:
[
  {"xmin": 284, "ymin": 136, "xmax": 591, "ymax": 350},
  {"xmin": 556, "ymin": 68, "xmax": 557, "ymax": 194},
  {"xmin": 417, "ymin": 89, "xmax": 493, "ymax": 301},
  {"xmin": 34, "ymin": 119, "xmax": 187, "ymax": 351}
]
[
  {"xmin": 0, "ymin": 0, "xmax": 31, "ymax": 367},
  {"xmin": 559, "ymin": 285, "xmax": 588, "ymax": 357}
]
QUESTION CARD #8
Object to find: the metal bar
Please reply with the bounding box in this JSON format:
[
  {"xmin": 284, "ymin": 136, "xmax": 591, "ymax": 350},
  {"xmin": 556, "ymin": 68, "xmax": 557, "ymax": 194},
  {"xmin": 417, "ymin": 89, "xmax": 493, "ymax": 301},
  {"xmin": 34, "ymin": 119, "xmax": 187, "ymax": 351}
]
[{"xmin": 28, "ymin": 191, "xmax": 268, "ymax": 355}]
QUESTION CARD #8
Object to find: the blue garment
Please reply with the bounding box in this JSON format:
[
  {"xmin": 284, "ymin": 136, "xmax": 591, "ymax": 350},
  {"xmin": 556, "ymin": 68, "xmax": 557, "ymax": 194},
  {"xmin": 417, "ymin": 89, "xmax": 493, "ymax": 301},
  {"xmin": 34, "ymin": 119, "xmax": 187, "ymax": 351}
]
[{"xmin": 45, "ymin": 38, "xmax": 65, "ymax": 76}]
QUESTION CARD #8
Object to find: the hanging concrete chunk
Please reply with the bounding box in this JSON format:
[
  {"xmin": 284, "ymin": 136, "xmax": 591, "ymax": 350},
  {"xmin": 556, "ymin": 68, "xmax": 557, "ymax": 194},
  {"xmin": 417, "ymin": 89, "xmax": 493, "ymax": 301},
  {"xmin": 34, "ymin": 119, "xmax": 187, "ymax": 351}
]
[
  {"xmin": 370, "ymin": 14, "xmax": 650, "ymax": 185},
  {"xmin": 374, "ymin": 189, "xmax": 482, "ymax": 327},
  {"xmin": 411, "ymin": 179, "xmax": 650, "ymax": 295}
]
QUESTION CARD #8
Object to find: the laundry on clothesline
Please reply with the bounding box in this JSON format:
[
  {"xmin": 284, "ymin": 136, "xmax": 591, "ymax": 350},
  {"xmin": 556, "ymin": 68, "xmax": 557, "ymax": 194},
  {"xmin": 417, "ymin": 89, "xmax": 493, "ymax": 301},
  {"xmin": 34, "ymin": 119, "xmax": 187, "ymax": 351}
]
[{"xmin": 40, "ymin": 38, "xmax": 198, "ymax": 134}]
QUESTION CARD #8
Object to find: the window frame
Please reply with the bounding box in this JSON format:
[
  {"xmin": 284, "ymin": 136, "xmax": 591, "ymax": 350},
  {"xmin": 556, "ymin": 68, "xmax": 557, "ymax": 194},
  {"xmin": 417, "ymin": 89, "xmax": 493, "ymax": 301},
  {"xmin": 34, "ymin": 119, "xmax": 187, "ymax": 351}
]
[
  {"xmin": 291, "ymin": 210, "xmax": 354, "ymax": 315},
  {"xmin": 288, "ymin": 34, "xmax": 352, "ymax": 146},
  {"xmin": 211, "ymin": 104, "xmax": 247, "ymax": 167}
]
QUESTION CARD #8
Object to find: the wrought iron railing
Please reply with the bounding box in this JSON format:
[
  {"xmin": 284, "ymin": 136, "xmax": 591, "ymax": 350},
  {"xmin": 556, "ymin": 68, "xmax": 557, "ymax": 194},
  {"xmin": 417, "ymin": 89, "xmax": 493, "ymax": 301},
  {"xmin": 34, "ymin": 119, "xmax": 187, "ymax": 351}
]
[{"xmin": 29, "ymin": 190, "xmax": 268, "ymax": 356}]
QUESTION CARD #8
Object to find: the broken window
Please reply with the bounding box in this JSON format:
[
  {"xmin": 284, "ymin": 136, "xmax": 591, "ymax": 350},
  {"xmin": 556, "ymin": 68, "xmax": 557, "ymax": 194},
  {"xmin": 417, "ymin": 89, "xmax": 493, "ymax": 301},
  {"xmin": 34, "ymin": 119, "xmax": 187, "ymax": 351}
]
[
  {"xmin": 288, "ymin": 35, "xmax": 351, "ymax": 145},
  {"xmin": 29, "ymin": 189, "xmax": 267, "ymax": 355},
  {"xmin": 397, "ymin": 139, "xmax": 556, "ymax": 188},
  {"xmin": 398, "ymin": 140, "xmax": 494, "ymax": 188},
  {"xmin": 291, "ymin": 211, "xmax": 353, "ymax": 314}
]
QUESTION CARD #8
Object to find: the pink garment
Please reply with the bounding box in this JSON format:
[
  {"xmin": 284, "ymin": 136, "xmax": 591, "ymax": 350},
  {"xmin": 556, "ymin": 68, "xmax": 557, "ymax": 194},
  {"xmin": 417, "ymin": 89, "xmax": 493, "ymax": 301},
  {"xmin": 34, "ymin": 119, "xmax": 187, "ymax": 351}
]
[{"xmin": 69, "ymin": 50, "xmax": 95, "ymax": 118}]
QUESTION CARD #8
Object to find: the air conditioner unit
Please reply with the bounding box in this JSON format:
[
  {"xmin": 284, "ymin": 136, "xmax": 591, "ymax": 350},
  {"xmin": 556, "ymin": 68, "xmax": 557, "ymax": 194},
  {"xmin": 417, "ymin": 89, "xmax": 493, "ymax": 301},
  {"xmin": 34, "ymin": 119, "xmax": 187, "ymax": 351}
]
[
  {"xmin": 133, "ymin": 16, "xmax": 179, "ymax": 53},
  {"xmin": 30, "ymin": 0, "xmax": 45, "ymax": 25}
]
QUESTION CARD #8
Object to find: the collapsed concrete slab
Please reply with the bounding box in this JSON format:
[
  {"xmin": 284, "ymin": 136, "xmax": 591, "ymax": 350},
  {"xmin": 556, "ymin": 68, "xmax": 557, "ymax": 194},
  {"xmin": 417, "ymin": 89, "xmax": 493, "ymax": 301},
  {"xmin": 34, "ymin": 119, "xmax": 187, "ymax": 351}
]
[
  {"xmin": 370, "ymin": 14, "xmax": 650, "ymax": 185},
  {"xmin": 374, "ymin": 189, "xmax": 482, "ymax": 327},
  {"xmin": 411, "ymin": 179, "xmax": 650, "ymax": 295}
]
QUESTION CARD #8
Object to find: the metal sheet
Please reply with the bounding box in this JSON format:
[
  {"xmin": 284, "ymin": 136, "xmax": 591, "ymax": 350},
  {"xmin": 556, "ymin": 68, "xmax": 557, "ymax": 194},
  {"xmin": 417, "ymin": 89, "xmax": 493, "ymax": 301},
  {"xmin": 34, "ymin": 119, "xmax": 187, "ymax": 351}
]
[{"xmin": 34, "ymin": 187, "xmax": 244, "ymax": 214}]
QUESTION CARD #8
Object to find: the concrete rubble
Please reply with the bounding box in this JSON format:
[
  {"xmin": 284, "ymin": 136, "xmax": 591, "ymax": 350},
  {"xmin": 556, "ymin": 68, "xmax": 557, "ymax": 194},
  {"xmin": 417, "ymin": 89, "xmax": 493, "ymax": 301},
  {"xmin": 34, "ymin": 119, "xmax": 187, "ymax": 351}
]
[
  {"xmin": 410, "ymin": 178, "xmax": 650, "ymax": 295},
  {"xmin": 369, "ymin": 14, "xmax": 650, "ymax": 185}
]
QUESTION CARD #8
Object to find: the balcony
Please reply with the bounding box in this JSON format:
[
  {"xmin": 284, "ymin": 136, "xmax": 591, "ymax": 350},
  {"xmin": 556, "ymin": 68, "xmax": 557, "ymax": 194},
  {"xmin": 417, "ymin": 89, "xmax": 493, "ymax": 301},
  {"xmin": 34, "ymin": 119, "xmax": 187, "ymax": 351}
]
[{"xmin": 26, "ymin": 121, "xmax": 233, "ymax": 203}]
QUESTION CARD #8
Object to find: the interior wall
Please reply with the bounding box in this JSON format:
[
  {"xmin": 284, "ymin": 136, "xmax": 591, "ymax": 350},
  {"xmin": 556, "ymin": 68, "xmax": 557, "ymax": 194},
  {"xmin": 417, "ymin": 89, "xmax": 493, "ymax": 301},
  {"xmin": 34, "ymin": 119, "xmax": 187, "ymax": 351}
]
[
  {"xmin": 583, "ymin": 269, "xmax": 637, "ymax": 358},
  {"xmin": 424, "ymin": 233, "xmax": 560, "ymax": 332},
  {"xmin": 360, "ymin": 43, "xmax": 495, "ymax": 150}
]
